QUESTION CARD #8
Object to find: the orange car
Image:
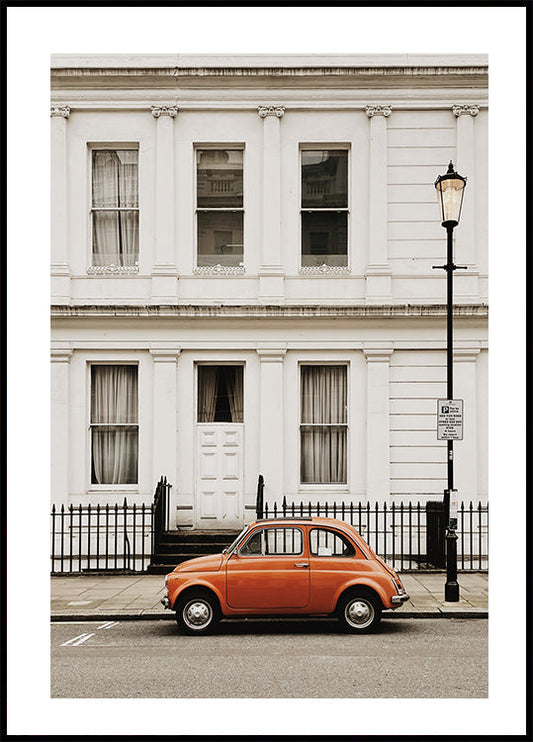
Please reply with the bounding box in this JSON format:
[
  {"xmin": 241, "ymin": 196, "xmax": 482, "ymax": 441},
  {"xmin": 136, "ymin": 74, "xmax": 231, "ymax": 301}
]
[{"xmin": 161, "ymin": 517, "xmax": 409, "ymax": 634}]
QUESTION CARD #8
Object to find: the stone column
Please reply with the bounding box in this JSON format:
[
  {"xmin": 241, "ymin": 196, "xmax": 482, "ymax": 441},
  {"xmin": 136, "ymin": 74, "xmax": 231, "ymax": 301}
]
[
  {"xmin": 50, "ymin": 105, "xmax": 71, "ymax": 303},
  {"xmin": 51, "ymin": 342, "xmax": 72, "ymax": 506},
  {"xmin": 453, "ymin": 345, "xmax": 480, "ymax": 503},
  {"xmin": 258, "ymin": 106, "xmax": 285, "ymax": 304},
  {"xmin": 363, "ymin": 343, "xmax": 393, "ymax": 501},
  {"xmin": 150, "ymin": 345, "xmax": 181, "ymax": 525},
  {"xmin": 257, "ymin": 344, "xmax": 287, "ymax": 499},
  {"xmin": 365, "ymin": 106, "xmax": 392, "ymax": 304},
  {"xmin": 151, "ymin": 105, "xmax": 179, "ymax": 303},
  {"xmin": 453, "ymin": 104, "xmax": 479, "ymax": 299}
]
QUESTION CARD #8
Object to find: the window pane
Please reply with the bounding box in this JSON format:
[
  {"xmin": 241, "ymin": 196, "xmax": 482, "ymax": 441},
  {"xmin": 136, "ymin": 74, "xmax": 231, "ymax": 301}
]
[
  {"xmin": 91, "ymin": 427, "xmax": 138, "ymax": 484},
  {"xmin": 301, "ymin": 366, "xmax": 347, "ymax": 424},
  {"xmin": 310, "ymin": 528, "xmax": 355, "ymax": 557},
  {"xmin": 300, "ymin": 426, "xmax": 347, "ymax": 483},
  {"xmin": 91, "ymin": 365, "xmax": 138, "ymax": 423},
  {"xmin": 92, "ymin": 211, "xmax": 139, "ymax": 266},
  {"xmin": 92, "ymin": 150, "xmax": 138, "ymax": 208},
  {"xmin": 197, "ymin": 211, "xmax": 243, "ymax": 266},
  {"xmin": 198, "ymin": 366, "xmax": 243, "ymax": 423},
  {"xmin": 301, "ymin": 211, "xmax": 347, "ymax": 267},
  {"xmin": 240, "ymin": 528, "xmax": 303, "ymax": 556},
  {"xmin": 301, "ymin": 150, "xmax": 347, "ymax": 208},
  {"xmin": 197, "ymin": 149, "xmax": 243, "ymax": 208}
]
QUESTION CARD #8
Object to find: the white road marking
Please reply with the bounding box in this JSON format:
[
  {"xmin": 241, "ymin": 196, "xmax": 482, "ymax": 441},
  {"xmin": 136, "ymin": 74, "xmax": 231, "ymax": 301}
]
[
  {"xmin": 97, "ymin": 621, "xmax": 119, "ymax": 630},
  {"xmin": 71, "ymin": 633, "xmax": 95, "ymax": 646},
  {"xmin": 61, "ymin": 632, "xmax": 93, "ymax": 647}
]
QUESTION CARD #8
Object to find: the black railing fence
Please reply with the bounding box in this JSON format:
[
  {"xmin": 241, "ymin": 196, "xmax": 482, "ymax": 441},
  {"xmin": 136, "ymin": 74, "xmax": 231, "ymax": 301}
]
[
  {"xmin": 51, "ymin": 475, "xmax": 488, "ymax": 574},
  {"xmin": 258, "ymin": 495, "xmax": 488, "ymax": 571},
  {"xmin": 51, "ymin": 499, "xmax": 153, "ymax": 573}
]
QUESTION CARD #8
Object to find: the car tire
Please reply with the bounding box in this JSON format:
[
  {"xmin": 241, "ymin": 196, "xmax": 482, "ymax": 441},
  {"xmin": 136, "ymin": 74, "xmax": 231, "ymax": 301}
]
[
  {"xmin": 338, "ymin": 591, "xmax": 382, "ymax": 633},
  {"xmin": 175, "ymin": 591, "xmax": 221, "ymax": 635}
]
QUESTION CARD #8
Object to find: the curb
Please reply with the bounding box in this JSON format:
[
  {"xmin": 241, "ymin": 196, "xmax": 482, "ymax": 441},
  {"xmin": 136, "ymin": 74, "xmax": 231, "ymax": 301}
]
[{"xmin": 50, "ymin": 610, "xmax": 488, "ymax": 622}]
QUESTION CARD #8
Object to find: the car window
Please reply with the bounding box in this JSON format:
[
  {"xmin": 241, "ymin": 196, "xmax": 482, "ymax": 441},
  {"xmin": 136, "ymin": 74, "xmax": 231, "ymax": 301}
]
[
  {"xmin": 239, "ymin": 528, "xmax": 303, "ymax": 556},
  {"xmin": 309, "ymin": 528, "xmax": 356, "ymax": 557}
]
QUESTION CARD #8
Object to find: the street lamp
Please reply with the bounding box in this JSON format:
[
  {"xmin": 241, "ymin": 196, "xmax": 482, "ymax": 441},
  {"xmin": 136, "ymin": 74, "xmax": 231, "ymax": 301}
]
[{"xmin": 434, "ymin": 161, "xmax": 467, "ymax": 603}]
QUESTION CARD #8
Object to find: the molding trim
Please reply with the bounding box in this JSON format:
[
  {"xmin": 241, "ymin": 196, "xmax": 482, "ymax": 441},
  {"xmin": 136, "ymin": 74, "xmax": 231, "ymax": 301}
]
[
  {"xmin": 149, "ymin": 345, "xmax": 181, "ymax": 362},
  {"xmin": 193, "ymin": 265, "xmax": 245, "ymax": 276},
  {"xmin": 257, "ymin": 105, "xmax": 285, "ymax": 118},
  {"xmin": 363, "ymin": 344, "xmax": 394, "ymax": 362},
  {"xmin": 151, "ymin": 105, "xmax": 178, "ymax": 118},
  {"xmin": 256, "ymin": 345, "xmax": 287, "ymax": 362},
  {"xmin": 51, "ymin": 304, "xmax": 489, "ymax": 319},
  {"xmin": 299, "ymin": 265, "xmax": 350, "ymax": 276},
  {"xmin": 87, "ymin": 264, "xmax": 139, "ymax": 275},
  {"xmin": 452, "ymin": 104, "xmax": 480, "ymax": 117},
  {"xmin": 50, "ymin": 105, "xmax": 71, "ymax": 118},
  {"xmin": 365, "ymin": 105, "xmax": 392, "ymax": 118},
  {"xmin": 51, "ymin": 343, "xmax": 73, "ymax": 362}
]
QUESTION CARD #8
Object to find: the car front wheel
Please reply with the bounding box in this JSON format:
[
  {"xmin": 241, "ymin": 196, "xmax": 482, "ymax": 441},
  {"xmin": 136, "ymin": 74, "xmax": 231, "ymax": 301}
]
[
  {"xmin": 175, "ymin": 591, "xmax": 220, "ymax": 635},
  {"xmin": 338, "ymin": 592, "xmax": 382, "ymax": 633}
]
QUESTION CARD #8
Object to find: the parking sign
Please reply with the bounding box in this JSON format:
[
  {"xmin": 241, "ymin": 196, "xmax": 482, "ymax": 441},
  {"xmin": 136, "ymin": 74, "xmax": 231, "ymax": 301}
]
[{"xmin": 437, "ymin": 399, "xmax": 464, "ymax": 440}]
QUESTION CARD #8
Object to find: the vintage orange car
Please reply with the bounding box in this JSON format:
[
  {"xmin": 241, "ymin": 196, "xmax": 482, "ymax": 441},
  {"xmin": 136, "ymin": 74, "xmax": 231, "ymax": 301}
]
[{"xmin": 161, "ymin": 517, "xmax": 409, "ymax": 634}]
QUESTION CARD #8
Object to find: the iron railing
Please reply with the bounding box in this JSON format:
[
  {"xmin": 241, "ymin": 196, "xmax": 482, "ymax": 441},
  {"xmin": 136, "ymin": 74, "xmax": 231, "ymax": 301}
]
[{"xmin": 257, "ymin": 495, "xmax": 488, "ymax": 571}]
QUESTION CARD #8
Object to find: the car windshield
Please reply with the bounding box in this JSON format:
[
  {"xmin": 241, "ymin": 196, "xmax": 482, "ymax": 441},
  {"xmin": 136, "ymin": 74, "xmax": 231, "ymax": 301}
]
[{"xmin": 222, "ymin": 525, "xmax": 249, "ymax": 554}]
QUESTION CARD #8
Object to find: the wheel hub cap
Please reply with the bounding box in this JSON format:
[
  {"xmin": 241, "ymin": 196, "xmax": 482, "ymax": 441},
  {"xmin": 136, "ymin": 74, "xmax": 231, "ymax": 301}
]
[
  {"xmin": 185, "ymin": 601, "xmax": 211, "ymax": 627},
  {"xmin": 346, "ymin": 599, "xmax": 373, "ymax": 627}
]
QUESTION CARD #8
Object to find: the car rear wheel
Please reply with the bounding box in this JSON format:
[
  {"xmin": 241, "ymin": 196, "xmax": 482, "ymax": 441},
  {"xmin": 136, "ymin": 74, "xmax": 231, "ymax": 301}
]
[
  {"xmin": 175, "ymin": 591, "xmax": 220, "ymax": 635},
  {"xmin": 338, "ymin": 592, "xmax": 382, "ymax": 633}
]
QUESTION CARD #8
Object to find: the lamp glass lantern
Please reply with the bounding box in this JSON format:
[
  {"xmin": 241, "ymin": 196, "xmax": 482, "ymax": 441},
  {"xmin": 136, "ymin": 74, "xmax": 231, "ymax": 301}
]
[{"xmin": 434, "ymin": 161, "xmax": 467, "ymax": 227}]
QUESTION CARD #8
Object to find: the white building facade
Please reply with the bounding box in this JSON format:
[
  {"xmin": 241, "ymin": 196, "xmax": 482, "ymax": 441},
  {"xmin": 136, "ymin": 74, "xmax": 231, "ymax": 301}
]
[{"xmin": 50, "ymin": 55, "xmax": 488, "ymax": 532}]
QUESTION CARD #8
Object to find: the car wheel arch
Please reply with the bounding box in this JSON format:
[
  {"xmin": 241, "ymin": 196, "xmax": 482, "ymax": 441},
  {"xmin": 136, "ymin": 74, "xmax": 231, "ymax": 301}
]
[
  {"xmin": 335, "ymin": 582, "xmax": 386, "ymax": 613},
  {"xmin": 171, "ymin": 582, "xmax": 223, "ymax": 613}
]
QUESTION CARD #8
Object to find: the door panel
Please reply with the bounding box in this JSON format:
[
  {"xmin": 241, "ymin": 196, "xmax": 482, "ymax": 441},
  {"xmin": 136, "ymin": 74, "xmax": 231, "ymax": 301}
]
[{"xmin": 196, "ymin": 425, "xmax": 243, "ymax": 529}]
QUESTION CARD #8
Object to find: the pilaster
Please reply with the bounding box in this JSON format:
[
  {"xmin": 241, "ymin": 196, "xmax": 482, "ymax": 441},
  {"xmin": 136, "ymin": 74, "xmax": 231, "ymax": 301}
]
[
  {"xmin": 365, "ymin": 106, "xmax": 392, "ymax": 304},
  {"xmin": 453, "ymin": 345, "xmax": 480, "ymax": 503},
  {"xmin": 258, "ymin": 105, "xmax": 285, "ymax": 304},
  {"xmin": 151, "ymin": 105, "xmax": 179, "ymax": 303},
  {"xmin": 150, "ymin": 345, "xmax": 181, "ymax": 520},
  {"xmin": 363, "ymin": 343, "xmax": 393, "ymax": 500},
  {"xmin": 453, "ymin": 104, "xmax": 479, "ymax": 300},
  {"xmin": 50, "ymin": 106, "xmax": 71, "ymax": 303},
  {"xmin": 257, "ymin": 344, "xmax": 287, "ymax": 497},
  {"xmin": 51, "ymin": 343, "xmax": 73, "ymax": 505}
]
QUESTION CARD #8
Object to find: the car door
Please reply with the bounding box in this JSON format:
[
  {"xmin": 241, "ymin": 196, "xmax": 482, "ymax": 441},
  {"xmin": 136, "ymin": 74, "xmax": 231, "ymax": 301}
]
[
  {"xmin": 308, "ymin": 527, "xmax": 360, "ymax": 612},
  {"xmin": 226, "ymin": 526, "xmax": 310, "ymax": 609}
]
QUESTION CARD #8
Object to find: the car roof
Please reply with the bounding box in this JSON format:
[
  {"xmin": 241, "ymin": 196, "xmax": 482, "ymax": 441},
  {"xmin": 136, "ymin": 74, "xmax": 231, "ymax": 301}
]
[{"xmin": 251, "ymin": 517, "xmax": 357, "ymax": 529}]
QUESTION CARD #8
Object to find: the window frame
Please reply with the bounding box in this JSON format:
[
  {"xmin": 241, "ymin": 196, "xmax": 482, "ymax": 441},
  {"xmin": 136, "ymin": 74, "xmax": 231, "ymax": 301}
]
[
  {"xmin": 299, "ymin": 144, "xmax": 350, "ymax": 270},
  {"xmin": 88, "ymin": 143, "xmax": 140, "ymax": 271},
  {"xmin": 298, "ymin": 362, "xmax": 350, "ymax": 487},
  {"xmin": 194, "ymin": 144, "xmax": 245, "ymax": 270},
  {"xmin": 309, "ymin": 528, "xmax": 357, "ymax": 558},
  {"xmin": 87, "ymin": 361, "xmax": 140, "ymax": 490},
  {"xmin": 237, "ymin": 527, "xmax": 304, "ymax": 557}
]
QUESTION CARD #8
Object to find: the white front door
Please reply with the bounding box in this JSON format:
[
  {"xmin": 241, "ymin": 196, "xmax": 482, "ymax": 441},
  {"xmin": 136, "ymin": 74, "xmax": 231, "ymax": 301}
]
[{"xmin": 196, "ymin": 425, "xmax": 244, "ymax": 529}]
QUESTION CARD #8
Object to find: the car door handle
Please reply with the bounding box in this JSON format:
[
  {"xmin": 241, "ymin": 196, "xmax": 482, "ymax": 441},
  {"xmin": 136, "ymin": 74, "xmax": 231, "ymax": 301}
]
[{"xmin": 293, "ymin": 562, "xmax": 309, "ymax": 568}]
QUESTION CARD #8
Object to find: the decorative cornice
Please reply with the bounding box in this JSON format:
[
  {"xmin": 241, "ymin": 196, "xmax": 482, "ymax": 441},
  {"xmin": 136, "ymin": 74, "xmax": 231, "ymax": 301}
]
[
  {"xmin": 257, "ymin": 105, "xmax": 285, "ymax": 118},
  {"xmin": 51, "ymin": 304, "xmax": 489, "ymax": 320},
  {"xmin": 87, "ymin": 264, "xmax": 139, "ymax": 275},
  {"xmin": 151, "ymin": 105, "xmax": 178, "ymax": 118},
  {"xmin": 299, "ymin": 265, "xmax": 350, "ymax": 276},
  {"xmin": 363, "ymin": 344, "xmax": 394, "ymax": 362},
  {"xmin": 149, "ymin": 345, "xmax": 181, "ymax": 362},
  {"xmin": 50, "ymin": 105, "xmax": 71, "ymax": 118},
  {"xmin": 256, "ymin": 345, "xmax": 287, "ymax": 362},
  {"xmin": 452, "ymin": 104, "xmax": 479, "ymax": 117},
  {"xmin": 193, "ymin": 265, "xmax": 245, "ymax": 276},
  {"xmin": 365, "ymin": 105, "xmax": 392, "ymax": 118}
]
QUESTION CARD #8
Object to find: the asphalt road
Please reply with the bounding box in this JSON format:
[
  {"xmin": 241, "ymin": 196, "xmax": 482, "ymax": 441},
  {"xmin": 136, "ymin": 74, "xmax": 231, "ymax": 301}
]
[{"xmin": 51, "ymin": 617, "xmax": 488, "ymax": 699}]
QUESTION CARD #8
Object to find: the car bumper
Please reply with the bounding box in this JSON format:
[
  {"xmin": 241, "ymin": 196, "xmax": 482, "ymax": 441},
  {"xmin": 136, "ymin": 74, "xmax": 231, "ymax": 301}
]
[
  {"xmin": 391, "ymin": 593, "xmax": 410, "ymax": 605},
  {"xmin": 161, "ymin": 594, "xmax": 170, "ymax": 609}
]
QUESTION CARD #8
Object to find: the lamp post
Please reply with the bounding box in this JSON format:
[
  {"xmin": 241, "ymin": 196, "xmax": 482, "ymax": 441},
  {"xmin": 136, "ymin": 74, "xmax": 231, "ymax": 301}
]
[{"xmin": 434, "ymin": 161, "xmax": 467, "ymax": 603}]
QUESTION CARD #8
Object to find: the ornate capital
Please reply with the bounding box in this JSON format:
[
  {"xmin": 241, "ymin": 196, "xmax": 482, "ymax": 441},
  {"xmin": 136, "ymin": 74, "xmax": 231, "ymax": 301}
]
[
  {"xmin": 50, "ymin": 105, "xmax": 71, "ymax": 118},
  {"xmin": 257, "ymin": 105, "xmax": 285, "ymax": 119},
  {"xmin": 151, "ymin": 105, "xmax": 178, "ymax": 118},
  {"xmin": 365, "ymin": 105, "xmax": 392, "ymax": 118},
  {"xmin": 453, "ymin": 104, "xmax": 480, "ymax": 117}
]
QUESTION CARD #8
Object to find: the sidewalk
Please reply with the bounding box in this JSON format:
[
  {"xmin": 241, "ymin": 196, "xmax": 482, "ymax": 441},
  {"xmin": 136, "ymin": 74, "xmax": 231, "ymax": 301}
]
[{"xmin": 51, "ymin": 572, "xmax": 488, "ymax": 621}]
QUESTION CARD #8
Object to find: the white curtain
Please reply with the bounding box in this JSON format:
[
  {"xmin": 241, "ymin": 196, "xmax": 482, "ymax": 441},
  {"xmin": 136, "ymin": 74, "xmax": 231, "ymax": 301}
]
[
  {"xmin": 92, "ymin": 150, "xmax": 139, "ymax": 266},
  {"xmin": 198, "ymin": 367, "xmax": 218, "ymax": 422},
  {"xmin": 227, "ymin": 367, "xmax": 243, "ymax": 423},
  {"xmin": 91, "ymin": 365, "xmax": 138, "ymax": 484},
  {"xmin": 301, "ymin": 365, "xmax": 347, "ymax": 483}
]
